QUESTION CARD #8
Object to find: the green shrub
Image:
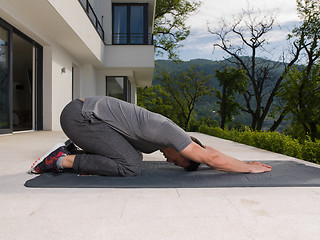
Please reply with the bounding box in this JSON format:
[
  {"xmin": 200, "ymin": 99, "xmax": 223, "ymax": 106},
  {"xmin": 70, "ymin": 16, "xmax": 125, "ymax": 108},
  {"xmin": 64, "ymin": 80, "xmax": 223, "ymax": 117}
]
[
  {"xmin": 199, "ymin": 125, "xmax": 226, "ymax": 139},
  {"xmin": 188, "ymin": 117, "xmax": 219, "ymax": 132},
  {"xmin": 198, "ymin": 126, "xmax": 319, "ymax": 164},
  {"xmin": 301, "ymin": 139, "xmax": 320, "ymax": 164}
]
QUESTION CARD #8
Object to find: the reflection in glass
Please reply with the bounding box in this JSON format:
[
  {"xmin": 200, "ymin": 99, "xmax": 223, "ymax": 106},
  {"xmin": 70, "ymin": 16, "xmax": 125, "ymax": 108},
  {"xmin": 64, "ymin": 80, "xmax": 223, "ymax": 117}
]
[
  {"xmin": 106, "ymin": 77, "xmax": 124, "ymax": 100},
  {"xmin": 12, "ymin": 33, "xmax": 33, "ymax": 131},
  {"xmin": 130, "ymin": 6, "xmax": 144, "ymax": 44},
  {"xmin": 113, "ymin": 6, "xmax": 127, "ymax": 44},
  {"xmin": 0, "ymin": 26, "xmax": 9, "ymax": 129},
  {"xmin": 106, "ymin": 77, "xmax": 131, "ymax": 102}
]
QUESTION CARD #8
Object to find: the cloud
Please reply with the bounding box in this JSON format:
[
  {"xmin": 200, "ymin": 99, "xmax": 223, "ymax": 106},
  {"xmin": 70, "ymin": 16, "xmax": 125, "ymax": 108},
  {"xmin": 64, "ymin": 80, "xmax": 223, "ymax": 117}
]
[
  {"xmin": 177, "ymin": 0, "xmax": 301, "ymax": 61},
  {"xmin": 186, "ymin": 0, "xmax": 299, "ymax": 33}
]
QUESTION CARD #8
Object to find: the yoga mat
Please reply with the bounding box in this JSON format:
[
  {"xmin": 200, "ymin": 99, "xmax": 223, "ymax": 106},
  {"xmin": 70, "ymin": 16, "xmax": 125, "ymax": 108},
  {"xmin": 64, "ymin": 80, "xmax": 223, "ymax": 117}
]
[{"xmin": 24, "ymin": 161, "xmax": 320, "ymax": 188}]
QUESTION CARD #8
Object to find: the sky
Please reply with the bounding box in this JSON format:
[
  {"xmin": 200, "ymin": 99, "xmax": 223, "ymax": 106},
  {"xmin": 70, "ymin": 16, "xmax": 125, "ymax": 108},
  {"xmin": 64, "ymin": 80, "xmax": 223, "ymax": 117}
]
[{"xmin": 156, "ymin": 0, "xmax": 301, "ymax": 61}]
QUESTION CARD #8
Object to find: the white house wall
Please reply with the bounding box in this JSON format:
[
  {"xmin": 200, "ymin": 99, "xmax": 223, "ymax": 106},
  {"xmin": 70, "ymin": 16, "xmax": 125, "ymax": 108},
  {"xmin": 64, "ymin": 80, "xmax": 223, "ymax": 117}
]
[
  {"xmin": 0, "ymin": 0, "xmax": 155, "ymax": 132},
  {"xmin": 96, "ymin": 70, "xmax": 137, "ymax": 104},
  {"xmin": 51, "ymin": 46, "xmax": 74, "ymax": 131},
  {"xmin": 42, "ymin": 43, "xmax": 79, "ymax": 131},
  {"xmin": 80, "ymin": 64, "xmax": 97, "ymax": 98},
  {"xmin": 47, "ymin": 0, "xmax": 106, "ymax": 64}
]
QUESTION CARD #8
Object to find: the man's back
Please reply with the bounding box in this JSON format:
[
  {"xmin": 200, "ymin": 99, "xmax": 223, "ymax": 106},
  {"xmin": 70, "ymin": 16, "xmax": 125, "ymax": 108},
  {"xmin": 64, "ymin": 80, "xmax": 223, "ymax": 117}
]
[{"xmin": 81, "ymin": 96, "xmax": 191, "ymax": 153}]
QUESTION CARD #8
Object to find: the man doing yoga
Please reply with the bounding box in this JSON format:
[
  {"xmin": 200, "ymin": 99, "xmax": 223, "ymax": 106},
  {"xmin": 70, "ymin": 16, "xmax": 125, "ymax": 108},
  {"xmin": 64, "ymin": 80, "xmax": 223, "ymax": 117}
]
[{"xmin": 30, "ymin": 96, "xmax": 272, "ymax": 176}]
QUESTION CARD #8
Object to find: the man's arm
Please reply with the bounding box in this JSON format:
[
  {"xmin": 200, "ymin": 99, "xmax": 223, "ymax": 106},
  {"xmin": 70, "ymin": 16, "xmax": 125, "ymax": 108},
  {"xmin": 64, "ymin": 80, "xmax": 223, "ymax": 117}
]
[{"xmin": 180, "ymin": 142, "xmax": 272, "ymax": 173}]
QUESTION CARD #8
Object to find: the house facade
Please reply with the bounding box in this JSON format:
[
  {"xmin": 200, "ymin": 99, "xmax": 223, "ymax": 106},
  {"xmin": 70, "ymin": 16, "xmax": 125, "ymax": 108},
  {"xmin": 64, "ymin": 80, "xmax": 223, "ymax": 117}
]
[{"xmin": 0, "ymin": 0, "xmax": 155, "ymax": 134}]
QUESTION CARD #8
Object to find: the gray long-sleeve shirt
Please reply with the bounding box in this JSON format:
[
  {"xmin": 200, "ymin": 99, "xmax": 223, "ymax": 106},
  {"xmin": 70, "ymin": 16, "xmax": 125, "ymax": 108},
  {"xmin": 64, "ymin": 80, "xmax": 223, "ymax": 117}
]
[{"xmin": 81, "ymin": 96, "xmax": 192, "ymax": 153}]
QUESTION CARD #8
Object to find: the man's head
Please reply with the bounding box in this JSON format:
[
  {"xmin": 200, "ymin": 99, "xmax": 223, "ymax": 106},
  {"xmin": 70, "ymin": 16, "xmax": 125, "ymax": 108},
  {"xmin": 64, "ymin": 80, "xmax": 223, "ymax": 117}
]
[{"xmin": 160, "ymin": 136, "xmax": 204, "ymax": 171}]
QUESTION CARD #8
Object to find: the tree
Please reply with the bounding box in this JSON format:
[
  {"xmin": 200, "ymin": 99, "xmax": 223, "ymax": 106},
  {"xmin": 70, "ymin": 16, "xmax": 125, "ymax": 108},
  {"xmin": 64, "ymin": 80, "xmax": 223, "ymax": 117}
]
[
  {"xmin": 278, "ymin": 0, "xmax": 320, "ymax": 140},
  {"xmin": 157, "ymin": 66, "xmax": 214, "ymax": 130},
  {"xmin": 154, "ymin": 0, "xmax": 200, "ymax": 61},
  {"xmin": 279, "ymin": 65, "xmax": 320, "ymax": 140},
  {"xmin": 290, "ymin": 0, "xmax": 320, "ymax": 70},
  {"xmin": 209, "ymin": 7, "xmax": 302, "ymax": 131},
  {"xmin": 215, "ymin": 67, "xmax": 248, "ymax": 129},
  {"xmin": 137, "ymin": 84, "xmax": 178, "ymax": 122}
]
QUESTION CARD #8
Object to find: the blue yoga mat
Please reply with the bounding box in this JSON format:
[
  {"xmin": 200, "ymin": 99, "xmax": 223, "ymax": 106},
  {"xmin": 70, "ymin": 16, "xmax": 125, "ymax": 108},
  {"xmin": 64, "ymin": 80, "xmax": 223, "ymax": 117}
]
[{"xmin": 24, "ymin": 161, "xmax": 320, "ymax": 188}]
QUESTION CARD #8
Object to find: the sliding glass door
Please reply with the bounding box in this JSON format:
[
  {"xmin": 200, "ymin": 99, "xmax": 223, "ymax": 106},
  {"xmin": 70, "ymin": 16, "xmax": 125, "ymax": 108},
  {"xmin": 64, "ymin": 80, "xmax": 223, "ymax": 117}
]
[
  {"xmin": 12, "ymin": 33, "xmax": 34, "ymax": 131},
  {"xmin": 0, "ymin": 18, "xmax": 43, "ymax": 134}
]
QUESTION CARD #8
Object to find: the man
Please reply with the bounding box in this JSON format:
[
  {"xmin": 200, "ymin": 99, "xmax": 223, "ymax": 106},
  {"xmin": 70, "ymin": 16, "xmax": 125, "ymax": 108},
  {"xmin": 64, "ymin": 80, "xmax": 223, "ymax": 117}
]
[{"xmin": 30, "ymin": 96, "xmax": 272, "ymax": 176}]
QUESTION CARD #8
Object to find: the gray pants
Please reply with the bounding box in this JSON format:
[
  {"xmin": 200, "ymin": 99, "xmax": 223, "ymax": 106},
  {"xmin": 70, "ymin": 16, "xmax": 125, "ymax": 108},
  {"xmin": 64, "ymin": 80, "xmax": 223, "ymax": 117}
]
[{"xmin": 60, "ymin": 99, "xmax": 142, "ymax": 176}]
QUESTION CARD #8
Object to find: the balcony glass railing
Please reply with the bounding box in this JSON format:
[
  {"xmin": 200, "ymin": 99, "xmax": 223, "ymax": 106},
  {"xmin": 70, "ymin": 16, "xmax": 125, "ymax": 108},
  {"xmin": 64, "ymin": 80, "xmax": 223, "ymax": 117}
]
[{"xmin": 78, "ymin": 0, "xmax": 104, "ymax": 42}]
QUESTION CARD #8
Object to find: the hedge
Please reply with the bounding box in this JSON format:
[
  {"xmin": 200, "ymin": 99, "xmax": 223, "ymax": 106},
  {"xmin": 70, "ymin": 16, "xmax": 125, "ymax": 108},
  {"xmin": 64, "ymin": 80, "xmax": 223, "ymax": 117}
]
[{"xmin": 198, "ymin": 125, "xmax": 320, "ymax": 164}]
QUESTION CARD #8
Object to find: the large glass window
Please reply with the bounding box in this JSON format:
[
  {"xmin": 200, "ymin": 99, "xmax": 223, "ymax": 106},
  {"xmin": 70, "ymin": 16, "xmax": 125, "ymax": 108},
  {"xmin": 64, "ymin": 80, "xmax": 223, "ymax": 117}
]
[
  {"xmin": 0, "ymin": 26, "xmax": 10, "ymax": 130},
  {"xmin": 112, "ymin": 4, "xmax": 148, "ymax": 45},
  {"xmin": 106, "ymin": 76, "xmax": 131, "ymax": 103},
  {"xmin": 0, "ymin": 18, "xmax": 43, "ymax": 134},
  {"xmin": 130, "ymin": 6, "xmax": 145, "ymax": 44},
  {"xmin": 113, "ymin": 5, "xmax": 127, "ymax": 44}
]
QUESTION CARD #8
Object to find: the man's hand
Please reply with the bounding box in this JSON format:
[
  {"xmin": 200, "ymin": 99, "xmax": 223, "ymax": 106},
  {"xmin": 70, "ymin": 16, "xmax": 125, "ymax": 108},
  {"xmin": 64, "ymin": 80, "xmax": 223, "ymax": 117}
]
[
  {"xmin": 180, "ymin": 143, "xmax": 273, "ymax": 174},
  {"xmin": 246, "ymin": 161, "xmax": 272, "ymax": 173},
  {"xmin": 247, "ymin": 161, "xmax": 272, "ymax": 173}
]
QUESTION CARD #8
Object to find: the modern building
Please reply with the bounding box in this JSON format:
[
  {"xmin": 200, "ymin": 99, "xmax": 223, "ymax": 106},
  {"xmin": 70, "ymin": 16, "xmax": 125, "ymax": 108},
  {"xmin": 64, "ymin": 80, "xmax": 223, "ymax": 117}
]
[{"xmin": 0, "ymin": 0, "xmax": 156, "ymax": 134}]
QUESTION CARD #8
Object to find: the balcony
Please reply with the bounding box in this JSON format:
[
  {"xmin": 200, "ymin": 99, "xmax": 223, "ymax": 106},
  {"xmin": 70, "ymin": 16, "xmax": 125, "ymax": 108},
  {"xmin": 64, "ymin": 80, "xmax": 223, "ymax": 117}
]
[
  {"xmin": 78, "ymin": 0, "xmax": 104, "ymax": 42},
  {"xmin": 112, "ymin": 33, "xmax": 153, "ymax": 45}
]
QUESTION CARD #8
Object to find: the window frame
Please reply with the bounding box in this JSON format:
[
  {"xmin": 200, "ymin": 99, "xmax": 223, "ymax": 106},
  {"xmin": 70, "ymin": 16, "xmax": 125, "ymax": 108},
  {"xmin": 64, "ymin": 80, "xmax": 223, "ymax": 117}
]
[
  {"xmin": 106, "ymin": 76, "xmax": 131, "ymax": 103},
  {"xmin": 112, "ymin": 3, "xmax": 148, "ymax": 45}
]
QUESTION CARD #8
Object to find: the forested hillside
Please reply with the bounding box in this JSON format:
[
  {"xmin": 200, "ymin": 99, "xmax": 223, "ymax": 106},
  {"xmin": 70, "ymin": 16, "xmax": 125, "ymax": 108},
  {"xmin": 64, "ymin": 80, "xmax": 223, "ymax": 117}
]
[{"xmin": 152, "ymin": 58, "xmax": 288, "ymax": 129}]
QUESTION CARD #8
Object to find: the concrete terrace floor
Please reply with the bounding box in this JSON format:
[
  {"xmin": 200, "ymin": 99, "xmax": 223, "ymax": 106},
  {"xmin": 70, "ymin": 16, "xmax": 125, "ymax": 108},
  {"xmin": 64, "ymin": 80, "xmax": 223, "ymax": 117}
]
[{"xmin": 1, "ymin": 131, "xmax": 320, "ymax": 240}]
